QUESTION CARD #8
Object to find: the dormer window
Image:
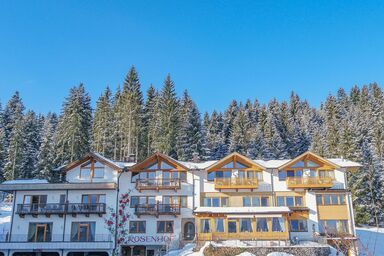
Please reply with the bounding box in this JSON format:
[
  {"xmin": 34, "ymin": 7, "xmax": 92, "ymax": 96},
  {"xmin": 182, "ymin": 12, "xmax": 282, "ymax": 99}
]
[{"xmin": 80, "ymin": 160, "xmax": 105, "ymax": 179}]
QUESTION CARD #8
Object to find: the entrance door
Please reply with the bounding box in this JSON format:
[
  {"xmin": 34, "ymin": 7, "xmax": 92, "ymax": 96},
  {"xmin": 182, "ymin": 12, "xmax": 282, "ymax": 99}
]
[
  {"xmin": 184, "ymin": 222, "xmax": 195, "ymax": 240},
  {"xmin": 146, "ymin": 250, "xmax": 155, "ymax": 256}
]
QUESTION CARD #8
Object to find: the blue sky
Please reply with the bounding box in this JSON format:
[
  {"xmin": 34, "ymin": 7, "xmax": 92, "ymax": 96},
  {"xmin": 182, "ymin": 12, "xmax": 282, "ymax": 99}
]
[{"xmin": 1, "ymin": 1, "xmax": 384, "ymax": 114}]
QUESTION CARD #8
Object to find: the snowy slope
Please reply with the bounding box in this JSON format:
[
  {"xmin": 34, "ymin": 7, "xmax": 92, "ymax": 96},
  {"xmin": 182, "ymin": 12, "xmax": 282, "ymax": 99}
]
[{"xmin": 0, "ymin": 202, "xmax": 12, "ymax": 241}]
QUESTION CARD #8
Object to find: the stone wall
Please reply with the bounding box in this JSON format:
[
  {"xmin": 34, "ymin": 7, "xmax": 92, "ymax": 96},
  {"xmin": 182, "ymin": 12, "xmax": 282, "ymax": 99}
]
[{"xmin": 204, "ymin": 244, "xmax": 331, "ymax": 256}]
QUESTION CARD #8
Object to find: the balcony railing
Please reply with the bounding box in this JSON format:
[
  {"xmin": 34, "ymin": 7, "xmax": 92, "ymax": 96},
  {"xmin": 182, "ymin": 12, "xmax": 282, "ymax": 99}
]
[
  {"xmin": 214, "ymin": 177, "xmax": 258, "ymax": 190},
  {"xmin": 136, "ymin": 178, "xmax": 181, "ymax": 191},
  {"xmin": 16, "ymin": 203, "xmax": 66, "ymax": 215},
  {"xmin": 16, "ymin": 203, "xmax": 106, "ymax": 216},
  {"xmin": 135, "ymin": 203, "xmax": 180, "ymax": 217},
  {"xmin": 286, "ymin": 177, "xmax": 333, "ymax": 188},
  {"xmin": 197, "ymin": 231, "xmax": 289, "ymax": 241},
  {"xmin": 0, "ymin": 234, "xmax": 112, "ymax": 243}
]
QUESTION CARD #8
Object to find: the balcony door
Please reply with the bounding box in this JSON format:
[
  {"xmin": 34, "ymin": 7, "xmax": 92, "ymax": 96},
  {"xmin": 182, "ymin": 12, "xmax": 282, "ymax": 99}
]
[
  {"xmin": 28, "ymin": 223, "xmax": 52, "ymax": 242},
  {"xmin": 71, "ymin": 222, "xmax": 95, "ymax": 242}
]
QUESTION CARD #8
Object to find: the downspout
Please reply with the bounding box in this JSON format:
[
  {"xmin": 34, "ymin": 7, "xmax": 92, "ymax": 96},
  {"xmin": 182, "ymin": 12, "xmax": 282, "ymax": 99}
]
[
  {"xmin": 344, "ymin": 172, "xmax": 356, "ymax": 236},
  {"xmin": 114, "ymin": 167, "xmax": 128, "ymax": 255},
  {"xmin": 8, "ymin": 190, "xmax": 16, "ymax": 242},
  {"xmin": 62, "ymin": 189, "xmax": 69, "ymax": 242}
]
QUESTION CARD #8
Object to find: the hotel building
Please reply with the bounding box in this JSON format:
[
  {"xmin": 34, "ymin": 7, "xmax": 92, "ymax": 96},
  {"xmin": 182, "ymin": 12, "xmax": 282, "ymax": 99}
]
[{"xmin": 0, "ymin": 151, "xmax": 361, "ymax": 256}]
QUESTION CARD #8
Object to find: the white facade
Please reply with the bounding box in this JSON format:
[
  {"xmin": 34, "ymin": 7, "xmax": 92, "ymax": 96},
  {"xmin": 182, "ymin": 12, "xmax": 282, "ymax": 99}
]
[{"xmin": 0, "ymin": 151, "xmax": 361, "ymax": 256}]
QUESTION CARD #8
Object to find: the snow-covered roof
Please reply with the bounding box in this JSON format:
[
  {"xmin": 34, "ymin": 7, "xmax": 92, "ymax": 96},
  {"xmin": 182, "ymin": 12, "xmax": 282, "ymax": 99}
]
[
  {"xmin": 327, "ymin": 158, "xmax": 362, "ymax": 168},
  {"xmin": 194, "ymin": 206, "xmax": 291, "ymax": 214},
  {"xmin": 2, "ymin": 179, "xmax": 48, "ymax": 185},
  {"xmin": 177, "ymin": 160, "xmax": 218, "ymax": 170},
  {"xmin": 113, "ymin": 161, "xmax": 136, "ymax": 168},
  {"xmin": 92, "ymin": 152, "xmax": 135, "ymax": 168},
  {"xmin": 254, "ymin": 159, "xmax": 290, "ymax": 169}
]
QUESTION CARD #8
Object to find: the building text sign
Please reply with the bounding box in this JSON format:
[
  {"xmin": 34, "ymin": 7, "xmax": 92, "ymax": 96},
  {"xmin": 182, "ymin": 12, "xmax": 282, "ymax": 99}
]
[{"xmin": 125, "ymin": 235, "xmax": 175, "ymax": 244}]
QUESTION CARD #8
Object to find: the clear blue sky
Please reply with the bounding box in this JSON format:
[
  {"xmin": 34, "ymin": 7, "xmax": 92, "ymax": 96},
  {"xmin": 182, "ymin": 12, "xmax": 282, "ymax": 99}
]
[{"xmin": 1, "ymin": 1, "xmax": 384, "ymax": 114}]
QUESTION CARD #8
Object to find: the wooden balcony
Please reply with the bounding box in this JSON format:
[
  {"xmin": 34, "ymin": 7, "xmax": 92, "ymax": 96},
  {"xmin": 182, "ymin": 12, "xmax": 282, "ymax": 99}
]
[
  {"xmin": 135, "ymin": 178, "xmax": 181, "ymax": 192},
  {"xmin": 16, "ymin": 203, "xmax": 106, "ymax": 217},
  {"xmin": 134, "ymin": 203, "xmax": 180, "ymax": 217},
  {"xmin": 286, "ymin": 177, "xmax": 333, "ymax": 189},
  {"xmin": 197, "ymin": 231, "xmax": 289, "ymax": 241},
  {"xmin": 214, "ymin": 177, "xmax": 258, "ymax": 190}
]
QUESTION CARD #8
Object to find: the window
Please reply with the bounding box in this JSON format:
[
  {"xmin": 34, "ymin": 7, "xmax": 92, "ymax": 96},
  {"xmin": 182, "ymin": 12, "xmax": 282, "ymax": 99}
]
[
  {"xmin": 168, "ymin": 171, "xmax": 187, "ymax": 182},
  {"xmin": 80, "ymin": 160, "xmax": 105, "ymax": 179},
  {"xmin": 207, "ymin": 171, "xmax": 231, "ymax": 181},
  {"xmin": 256, "ymin": 218, "xmax": 268, "ymax": 232},
  {"xmin": 131, "ymin": 172, "xmax": 140, "ymax": 183},
  {"xmin": 163, "ymin": 196, "xmax": 187, "ymax": 208},
  {"xmin": 243, "ymin": 196, "xmax": 269, "ymax": 207},
  {"xmin": 80, "ymin": 169, "xmax": 91, "ymax": 179},
  {"xmin": 323, "ymin": 195, "xmax": 331, "ymax": 205},
  {"xmin": 93, "ymin": 169, "xmax": 104, "ymax": 178},
  {"xmin": 319, "ymin": 170, "xmax": 335, "ymax": 179},
  {"xmin": 28, "ymin": 223, "xmax": 52, "ymax": 242},
  {"xmin": 287, "ymin": 170, "xmax": 295, "ymax": 178},
  {"xmin": 200, "ymin": 219, "xmax": 211, "ymax": 233},
  {"xmin": 278, "ymin": 171, "xmax": 286, "ymax": 181},
  {"xmin": 319, "ymin": 220, "xmax": 349, "ymax": 235},
  {"xmin": 129, "ymin": 221, "xmax": 146, "ymax": 233},
  {"xmin": 317, "ymin": 194, "xmax": 346, "ymax": 206},
  {"xmin": 59, "ymin": 194, "xmax": 66, "ymax": 204},
  {"xmin": 203, "ymin": 197, "xmax": 228, "ymax": 207},
  {"xmin": 71, "ymin": 222, "xmax": 95, "ymax": 241},
  {"xmin": 286, "ymin": 197, "xmax": 294, "ymax": 207},
  {"xmin": 24, "ymin": 195, "xmax": 47, "ymax": 205},
  {"xmin": 277, "ymin": 197, "xmax": 285, "ymax": 207},
  {"xmin": 261, "ymin": 197, "xmax": 269, "ymax": 206},
  {"xmin": 240, "ymin": 219, "xmax": 253, "ymax": 232},
  {"xmin": 290, "ymin": 220, "xmax": 308, "ymax": 232},
  {"xmin": 214, "ymin": 218, "xmax": 224, "ymax": 232},
  {"xmin": 130, "ymin": 196, "xmax": 156, "ymax": 208},
  {"xmin": 243, "ymin": 197, "xmax": 251, "ymax": 207},
  {"xmin": 157, "ymin": 221, "xmax": 174, "ymax": 233},
  {"xmin": 212, "ymin": 198, "xmax": 220, "ymax": 207},
  {"xmin": 272, "ymin": 217, "xmax": 285, "ymax": 232},
  {"xmin": 255, "ymin": 171, "xmax": 263, "ymax": 181},
  {"xmin": 82, "ymin": 194, "xmax": 106, "ymax": 204},
  {"xmin": 228, "ymin": 219, "xmax": 237, "ymax": 233},
  {"xmin": 295, "ymin": 196, "xmax": 303, "ymax": 206},
  {"xmin": 331, "ymin": 195, "xmax": 339, "ymax": 205}
]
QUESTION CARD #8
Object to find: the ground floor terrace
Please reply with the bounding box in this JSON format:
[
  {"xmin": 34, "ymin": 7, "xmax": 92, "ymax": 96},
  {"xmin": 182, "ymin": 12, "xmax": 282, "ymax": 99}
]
[{"xmin": 195, "ymin": 208, "xmax": 292, "ymax": 242}]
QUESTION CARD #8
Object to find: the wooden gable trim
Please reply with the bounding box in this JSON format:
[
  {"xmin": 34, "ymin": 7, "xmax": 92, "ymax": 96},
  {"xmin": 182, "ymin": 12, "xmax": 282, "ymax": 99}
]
[
  {"xmin": 62, "ymin": 153, "xmax": 122, "ymax": 172},
  {"xmin": 129, "ymin": 152, "xmax": 189, "ymax": 171},
  {"xmin": 206, "ymin": 152, "xmax": 265, "ymax": 172},
  {"xmin": 278, "ymin": 151, "xmax": 340, "ymax": 170}
]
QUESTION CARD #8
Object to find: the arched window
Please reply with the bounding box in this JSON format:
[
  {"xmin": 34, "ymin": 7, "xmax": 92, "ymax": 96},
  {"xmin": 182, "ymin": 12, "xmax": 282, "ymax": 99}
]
[{"xmin": 184, "ymin": 222, "xmax": 195, "ymax": 240}]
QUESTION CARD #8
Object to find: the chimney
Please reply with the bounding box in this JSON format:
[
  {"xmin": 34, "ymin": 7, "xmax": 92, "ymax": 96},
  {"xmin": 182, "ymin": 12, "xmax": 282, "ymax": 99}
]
[{"xmin": 192, "ymin": 152, "xmax": 200, "ymax": 163}]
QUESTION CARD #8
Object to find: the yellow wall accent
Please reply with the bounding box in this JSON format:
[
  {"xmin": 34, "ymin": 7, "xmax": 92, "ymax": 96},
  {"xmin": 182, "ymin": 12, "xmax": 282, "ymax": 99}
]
[{"xmin": 318, "ymin": 205, "xmax": 349, "ymax": 220}]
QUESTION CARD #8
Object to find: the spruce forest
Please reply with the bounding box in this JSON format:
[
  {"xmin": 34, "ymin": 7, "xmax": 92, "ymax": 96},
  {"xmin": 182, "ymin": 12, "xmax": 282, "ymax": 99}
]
[{"xmin": 0, "ymin": 66, "xmax": 383, "ymax": 226}]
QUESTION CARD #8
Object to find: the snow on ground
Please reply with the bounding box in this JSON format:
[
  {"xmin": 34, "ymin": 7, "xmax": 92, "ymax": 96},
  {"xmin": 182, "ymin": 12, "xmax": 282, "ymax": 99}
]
[
  {"xmin": 267, "ymin": 253, "xmax": 294, "ymax": 256},
  {"xmin": 356, "ymin": 228, "xmax": 384, "ymax": 256},
  {"xmin": 236, "ymin": 252, "xmax": 255, "ymax": 256},
  {"xmin": 356, "ymin": 225, "xmax": 384, "ymax": 233},
  {"xmin": 0, "ymin": 202, "xmax": 12, "ymax": 241},
  {"xmin": 163, "ymin": 242, "xmax": 209, "ymax": 256}
]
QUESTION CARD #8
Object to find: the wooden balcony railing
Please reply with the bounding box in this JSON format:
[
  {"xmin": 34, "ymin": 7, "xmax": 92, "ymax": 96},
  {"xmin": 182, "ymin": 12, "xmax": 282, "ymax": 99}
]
[
  {"xmin": 286, "ymin": 177, "xmax": 333, "ymax": 189},
  {"xmin": 135, "ymin": 178, "xmax": 181, "ymax": 191},
  {"xmin": 134, "ymin": 203, "xmax": 180, "ymax": 217},
  {"xmin": 214, "ymin": 177, "xmax": 258, "ymax": 190},
  {"xmin": 16, "ymin": 203, "xmax": 106, "ymax": 217}
]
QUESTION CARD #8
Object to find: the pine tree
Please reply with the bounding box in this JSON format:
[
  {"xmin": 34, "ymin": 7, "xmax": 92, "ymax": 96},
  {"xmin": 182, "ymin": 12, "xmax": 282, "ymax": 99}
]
[
  {"xmin": 36, "ymin": 113, "xmax": 58, "ymax": 180},
  {"xmin": 0, "ymin": 102, "xmax": 6, "ymax": 181},
  {"xmin": 20, "ymin": 111, "xmax": 41, "ymax": 179},
  {"xmin": 114, "ymin": 67, "xmax": 144, "ymax": 161},
  {"xmin": 229, "ymin": 104, "xmax": 249, "ymax": 155},
  {"xmin": 153, "ymin": 74, "xmax": 180, "ymax": 158},
  {"xmin": 177, "ymin": 90, "xmax": 204, "ymax": 161},
  {"xmin": 92, "ymin": 87, "xmax": 114, "ymax": 158},
  {"xmin": 54, "ymin": 84, "xmax": 92, "ymax": 165},
  {"xmin": 141, "ymin": 85, "xmax": 158, "ymax": 159}
]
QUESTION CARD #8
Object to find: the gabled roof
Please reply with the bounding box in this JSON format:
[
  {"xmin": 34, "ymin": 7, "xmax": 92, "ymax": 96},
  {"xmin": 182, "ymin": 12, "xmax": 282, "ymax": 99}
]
[
  {"xmin": 205, "ymin": 152, "xmax": 265, "ymax": 171},
  {"xmin": 60, "ymin": 152, "xmax": 123, "ymax": 172},
  {"xmin": 129, "ymin": 152, "xmax": 190, "ymax": 171},
  {"xmin": 277, "ymin": 151, "xmax": 340, "ymax": 170}
]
